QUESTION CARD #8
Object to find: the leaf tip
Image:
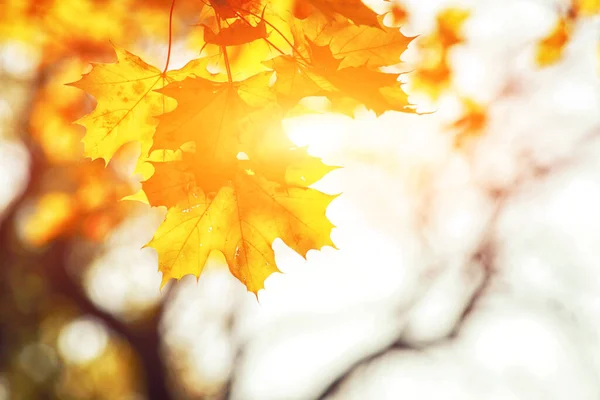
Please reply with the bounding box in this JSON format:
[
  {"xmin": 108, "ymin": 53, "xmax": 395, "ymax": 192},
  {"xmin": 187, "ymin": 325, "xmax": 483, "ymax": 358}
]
[{"xmin": 160, "ymin": 274, "xmax": 173, "ymax": 290}]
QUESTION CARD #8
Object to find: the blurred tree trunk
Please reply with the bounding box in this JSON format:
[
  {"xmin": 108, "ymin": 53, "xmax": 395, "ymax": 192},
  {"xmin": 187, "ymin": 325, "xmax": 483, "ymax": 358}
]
[{"xmin": 0, "ymin": 144, "xmax": 173, "ymax": 400}]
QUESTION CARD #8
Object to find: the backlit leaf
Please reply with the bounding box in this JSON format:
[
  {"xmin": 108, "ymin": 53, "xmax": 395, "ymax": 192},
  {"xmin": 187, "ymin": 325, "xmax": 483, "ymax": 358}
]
[{"xmin": 70, "ymin": 46, "xmax": 174, "ymax": 163}]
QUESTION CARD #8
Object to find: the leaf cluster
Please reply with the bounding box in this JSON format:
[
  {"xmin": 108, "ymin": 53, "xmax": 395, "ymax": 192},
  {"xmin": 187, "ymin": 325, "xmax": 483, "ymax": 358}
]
[{"xmin": 68, "ymin": 0, "xmax": 416, "ymax": 294}]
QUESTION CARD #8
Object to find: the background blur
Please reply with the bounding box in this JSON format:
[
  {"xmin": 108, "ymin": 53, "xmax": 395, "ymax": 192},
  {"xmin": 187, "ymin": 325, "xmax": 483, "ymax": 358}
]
[{"xmin": 1, "ymin": 0, "xmax": 600, "ymax": 399}]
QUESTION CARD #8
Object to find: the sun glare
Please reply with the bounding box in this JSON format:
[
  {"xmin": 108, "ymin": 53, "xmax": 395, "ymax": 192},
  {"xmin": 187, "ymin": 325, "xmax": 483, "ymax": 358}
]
[{"xmin": 283, "ymin": 112, "xmax": 354, "ymax": 158}]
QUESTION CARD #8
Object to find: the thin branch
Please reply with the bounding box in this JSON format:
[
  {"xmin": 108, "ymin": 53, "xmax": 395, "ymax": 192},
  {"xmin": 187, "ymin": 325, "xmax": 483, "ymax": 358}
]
[
  {"xmin": 163, "ymin": 0, "xmax": 177, "ymax": 74},
  {"xmin": 45, "ymin": 238, "xmax": 174, "ymax": 400},
  {"xmin": 317, "ymin": 340, "xmax": 420, "ymax": 399},
  {"xmin": 216, "ymin": 15, "xmax": 234, "ymax": 83}
]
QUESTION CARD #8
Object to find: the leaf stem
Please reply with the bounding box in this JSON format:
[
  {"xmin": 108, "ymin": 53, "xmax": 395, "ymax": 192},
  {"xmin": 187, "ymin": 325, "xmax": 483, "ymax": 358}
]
[
  {"xmin": 163, "ymin": 0, "xmax": 176, "ymax": 74},
  {"xmin": 234, "ymin": 8, "xmax": 311, "ymax": 64},
  {"xmin": 216, "ymin": 15, "xmax": 234, "ymax": 83},
  {"xmin": 222, "ymin": 46, "xmax": 234, "ymax": 83}
]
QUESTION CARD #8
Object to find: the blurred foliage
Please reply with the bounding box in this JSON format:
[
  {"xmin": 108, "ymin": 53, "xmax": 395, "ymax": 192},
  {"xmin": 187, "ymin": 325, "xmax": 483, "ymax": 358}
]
[
  {"xmin": 0, "ymin": 0, "xmax": 598, "ymax": 399},
  {"xmin": 0, "ymin": 0, "xmax": 200, "ymax": 398},
  {"xmin": 408, "ymin": 7, "xmax": 470, "ymax": 100}
]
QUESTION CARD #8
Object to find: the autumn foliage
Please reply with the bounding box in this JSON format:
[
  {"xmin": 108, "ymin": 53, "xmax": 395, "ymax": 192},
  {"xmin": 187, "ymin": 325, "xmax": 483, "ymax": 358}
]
[
  {"xmin": 52, "ymin": 0, "xmax": 416, "ymax": 295},
  {"xmin": 3, "ymin": 0, "xmax": 597, "ymax": 296}
]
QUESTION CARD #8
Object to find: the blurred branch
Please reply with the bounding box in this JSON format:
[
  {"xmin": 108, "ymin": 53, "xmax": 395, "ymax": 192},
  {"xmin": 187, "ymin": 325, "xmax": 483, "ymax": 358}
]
[
  {"xmin": 454, "ymin": 124, "xmax": 600, "ymax": 334},
  {"xmin": 0, "ymin": 198, "xmax": 174, "ymax": 399},
  {"xmin": 0, "ymin": 125, "xmax": 174, "ymax": 400},
  {"xmin": 44, "ymin": 239, "xmax": 173, "ymax": 400},
  {"xmin": 317, "ymin": 340, "xmax": 420, "ymax": 400}
]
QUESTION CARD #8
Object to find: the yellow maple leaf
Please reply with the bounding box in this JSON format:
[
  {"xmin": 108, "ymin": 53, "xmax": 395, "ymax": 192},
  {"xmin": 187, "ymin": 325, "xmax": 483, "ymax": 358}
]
[
  {"xmin": 143, "ymin": 76, "xmax": 336, "ymax": 294},
  {"xmin": 70, "ymin": 45, "xmax": 203, "ymax": 164},
  {"xmin": 148, "ymin": 174, "xmax": 335, "ymax": 293},
  {"xmin": 312, "ymin": 23, "xmax": 414, "ymax": 69},
  {"xmin": 70, "ymin": 46, "xmax": 175, "ymax": 163},
  {"xmin": 151, "ymin": 77, "xmax": 251, "ymax": 155},
  {"xmin": 63, "ymin": 0, "xmax": 417, "ymax": 295},
  {"xmin": 269, "ymin": 40, "xmax": 414, "ymax": 115}
]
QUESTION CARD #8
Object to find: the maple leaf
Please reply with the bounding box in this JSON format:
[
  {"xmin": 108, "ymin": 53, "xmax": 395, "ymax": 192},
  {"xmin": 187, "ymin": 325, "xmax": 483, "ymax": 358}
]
[
  {"xmin": 237, "ymin": 106, "xmax": 339, "ymax": 186},
  {"xmin": 143, "ymin": 76, "xmax": 337, "ymax": 293},
  {"xmin": 70, "ymin": 46, "xmax": 173, "ymax": 163},
  {"xmin": 204, "ymin": 18, "xmax": 268, "ymax": 46},
  {"xmin": 293, "ymin": 0, "xmax": 314, "ymax": 19},
  {"xmin": 22, "ymin": 57, "xmax": 135, "ymax": 246},
  {"xmin": 270, "ymin": 40, "xmax": 414, "ymax": 115},
  {"xmin": 266, "ymin": 56, "xmax": 329, "ymax": 109},
  {"xmin": 209, "ymin": 0, "xmax": 263, "ymax": 19},
  {"xmin": 187, "ymin": 0, "xmax": 295, "ymax": 81},
  {"xmin": 147, "ymin": 173, "xmax": 335, "ymax": 293},
  {"xmin": 63, "ymin": 0, "xmax": 418, "ymax": 295},
  {"xmin": 299, "ymin": 0, "xmax": 381, "ymax": 27},
  {"xmin": 323, "ymin": 23, "xmax": 414, "ymax": 69},
  {"xmin": 70, "ymin": 46, "xmax": 200, "ymax": 164},
  {"xmin": 150, "ymin": 77, "xmax": 251, "ymax": 154}
]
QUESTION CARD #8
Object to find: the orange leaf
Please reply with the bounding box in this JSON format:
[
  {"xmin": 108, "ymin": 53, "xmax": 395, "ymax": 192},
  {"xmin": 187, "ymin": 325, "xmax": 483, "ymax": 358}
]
[
  {"xmin": 303, "ymin": 0, "xmax": 381, "ymax": 27},
  {"xmin": 204, "ymin": 18, "xmax": 268, "ymax": 47},
  {"xmin": 323, "ymin": 23, "xmax": 414, "ymax": 69},
  {"xmin": 143, "ymin": 76, "xmax": 336, "ymax": 294},
  {"xmin": 270, "ymin": 41, "xmax": 414, "ymax": 115},
  {"xmin": 407, "ymin": 7, "xmax": 470, "ymax": 99},
  {"xmin": 22, "ymin": 192, "xmax": 78, "ymax": 247},
  {"xmin": 536, "ymin": 16, "xmax": 572, "ymax": 67}
]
